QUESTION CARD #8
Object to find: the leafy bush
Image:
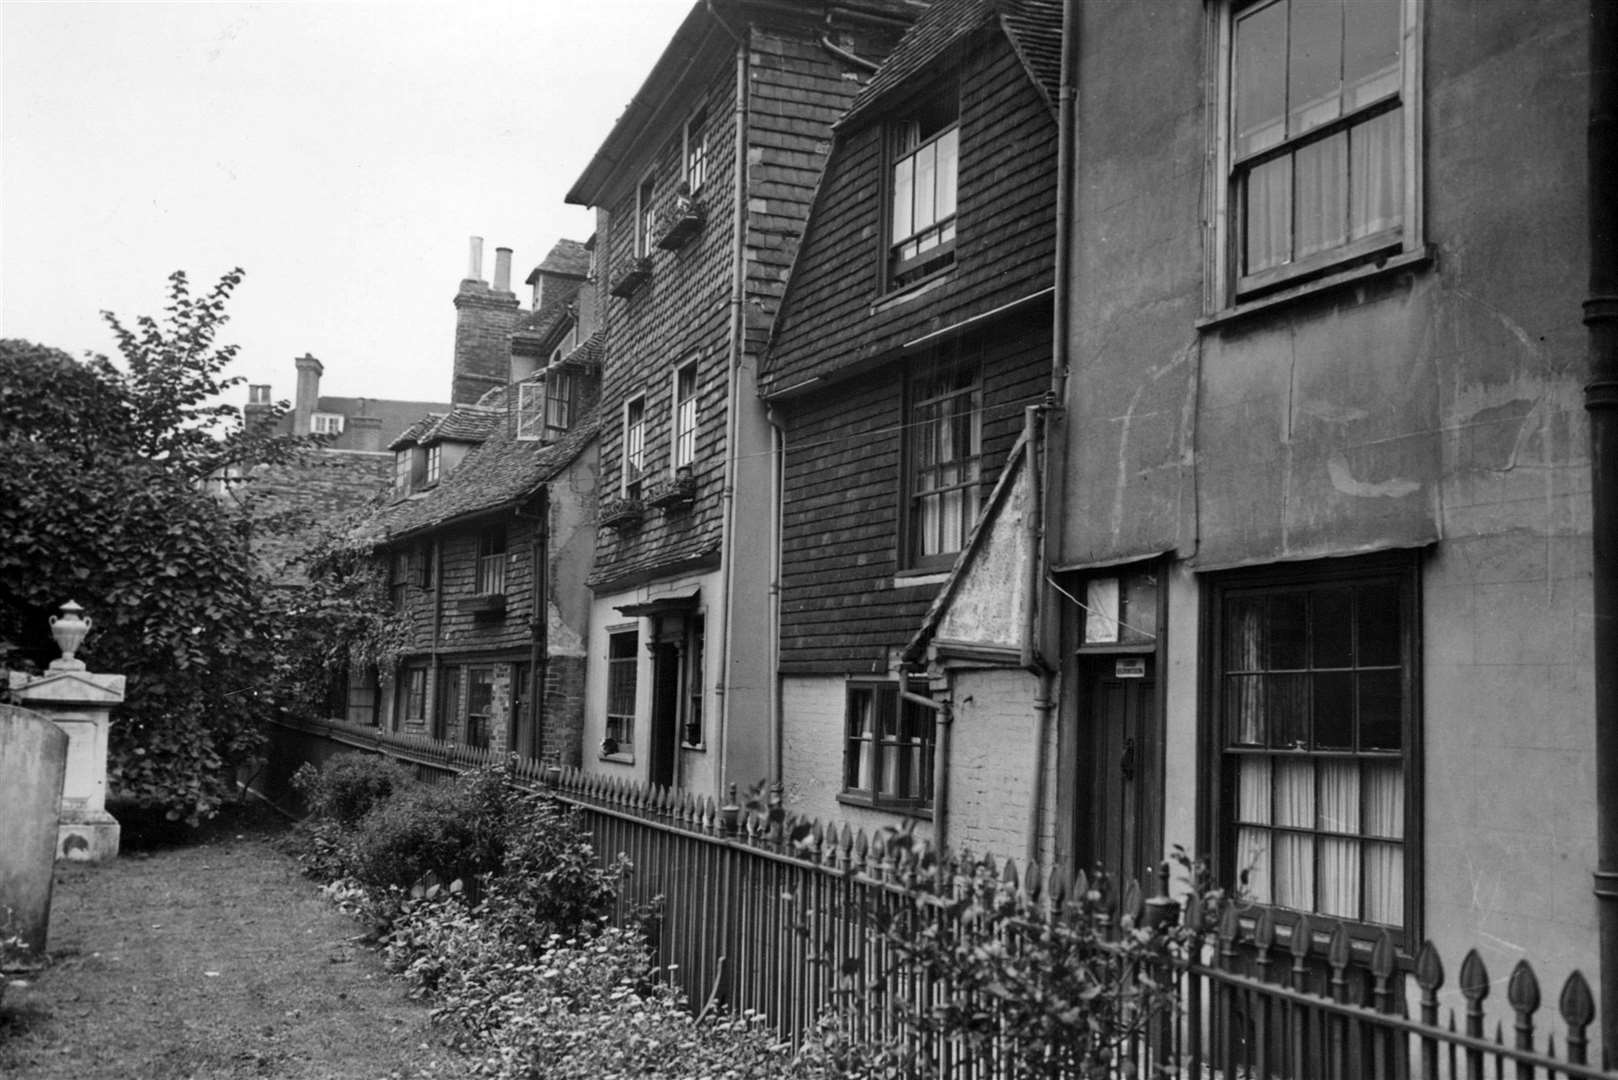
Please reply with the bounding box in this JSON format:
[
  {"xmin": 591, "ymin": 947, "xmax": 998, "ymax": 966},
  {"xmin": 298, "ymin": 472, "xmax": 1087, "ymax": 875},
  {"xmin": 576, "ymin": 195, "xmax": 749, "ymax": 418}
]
[
  {"xmin": 292, "ymin": 755, "xmax": 416, "ymax": 826},
  {"xmin": 349, "ymin": 765, "xmax": 520, "ymax": 894},
  {"xmin": 479, "ymin": 793, "xmax": 625, "ymax": 953}
]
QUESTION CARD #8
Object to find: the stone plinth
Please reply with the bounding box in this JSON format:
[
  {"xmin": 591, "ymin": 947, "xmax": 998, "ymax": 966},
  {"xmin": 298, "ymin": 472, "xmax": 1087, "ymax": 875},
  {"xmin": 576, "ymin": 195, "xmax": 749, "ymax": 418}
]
[{"xmin": 8, "ymin": 667, "xmax": 126, "ymax": 861}]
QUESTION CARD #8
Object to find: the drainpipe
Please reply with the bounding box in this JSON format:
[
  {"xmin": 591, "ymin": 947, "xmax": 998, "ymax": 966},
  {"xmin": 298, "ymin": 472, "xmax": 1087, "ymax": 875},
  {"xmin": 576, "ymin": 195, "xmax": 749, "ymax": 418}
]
[
  {"xmin": 1585, "ymin": 0, "xmax": 1618, "ymax": 1056},
  {"xmin": 1023, "ymin": 0, "xmax": 1080, "ymax": 870},
  {"xmin": 901, "ymin": 668, "xmax": 950, "ymax": 853},
  {"xmin": 767, "ymin": 405, "xmax": 787, "ymax": 793},
  {"xmin": 712, "ymin": 7, "xmax": 749, "ymax": 794}
]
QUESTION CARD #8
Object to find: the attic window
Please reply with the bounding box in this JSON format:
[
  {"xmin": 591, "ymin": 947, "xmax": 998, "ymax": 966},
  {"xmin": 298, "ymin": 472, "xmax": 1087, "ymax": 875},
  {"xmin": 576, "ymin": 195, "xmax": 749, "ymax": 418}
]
[
  {"xmin": 888, "ymin": 92, "xmax": 960, "ymax": 289},
  {"xmin": 425, "ymin": 443, "xmax": 442, "ymax": 486},
  {"xmin": 517, "ymin": 383, "xmax": 546, "ymax": 442},
  {"xmin": 312, "ymin": 412, "xmax": 344, "ymax": 436}
]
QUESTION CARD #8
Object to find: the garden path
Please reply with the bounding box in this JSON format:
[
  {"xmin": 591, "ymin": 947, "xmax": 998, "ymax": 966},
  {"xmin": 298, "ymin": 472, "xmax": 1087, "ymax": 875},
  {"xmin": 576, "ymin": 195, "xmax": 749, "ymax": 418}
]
[{"xmin": 0, "ymin": 808, "xmax": 467, "ymax": 1079}]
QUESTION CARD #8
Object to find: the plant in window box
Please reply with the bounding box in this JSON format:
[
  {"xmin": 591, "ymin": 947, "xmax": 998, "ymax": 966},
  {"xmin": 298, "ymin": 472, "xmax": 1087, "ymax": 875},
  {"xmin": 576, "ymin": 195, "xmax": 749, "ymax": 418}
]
[
  {"xmin": 600, "ymin": 735, "xmax": 619, "ymax": 756},
  {"xmin": 654, "ymin": 184, "xmax": 705, "ymax": 251},
  {"xmin": 646, "ymin": 467, "xmax": 697, "ymax": 511},
  {"xmin": 608, "ymin": 255, "xmax": 652, "ymax": 298},
  {"xmin": 599, "ymin": 495, "xmax": 645, "ymax": 529}
]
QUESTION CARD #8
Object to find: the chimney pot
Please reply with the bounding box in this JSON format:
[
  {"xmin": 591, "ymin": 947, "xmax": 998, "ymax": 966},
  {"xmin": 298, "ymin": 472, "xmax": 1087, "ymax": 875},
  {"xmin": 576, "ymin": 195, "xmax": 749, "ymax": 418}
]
[
  {"xmin": 494, "ymin": 247, "xmax": 513, "ymax": 293},
  {"xmin": 468, "ymin": 236, "xmax": 485, "ymax": 282}
]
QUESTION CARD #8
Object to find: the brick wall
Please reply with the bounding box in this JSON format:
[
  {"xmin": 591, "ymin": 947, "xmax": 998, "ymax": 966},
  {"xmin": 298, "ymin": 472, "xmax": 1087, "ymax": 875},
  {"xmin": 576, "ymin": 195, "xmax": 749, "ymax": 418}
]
[{"xmin": 452, "ymin": 282, "xmax": 520, "ymax": 406}]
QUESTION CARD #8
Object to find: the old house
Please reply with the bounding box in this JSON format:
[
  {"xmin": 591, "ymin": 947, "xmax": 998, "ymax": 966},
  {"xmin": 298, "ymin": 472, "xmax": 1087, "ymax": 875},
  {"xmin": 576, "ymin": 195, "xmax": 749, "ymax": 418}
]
[
  {"xmin": 1044, "ymin": 0, "xmax": 1607, "ymax": 1026},
  {"xmin": 356, "ymin": 238, "xmax": 600, "ymax": 765},
  {"xmin": 219, "ymin": 356, "xmax": 451, "ymax": 586},
  {"xmin": 565, "ymin": 0, "xmax": 916, "ymax": 799},
  {"xmin": 759, "ymin": 0, "xmax": 1061, "ymax": 857}
]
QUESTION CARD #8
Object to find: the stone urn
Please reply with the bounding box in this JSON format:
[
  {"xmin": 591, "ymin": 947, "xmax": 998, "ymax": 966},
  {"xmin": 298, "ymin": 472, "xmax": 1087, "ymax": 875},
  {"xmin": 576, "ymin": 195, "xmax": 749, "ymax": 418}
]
[{"xmin": 48, "ymin": 600, "xmax": 91, "ymax": 671}]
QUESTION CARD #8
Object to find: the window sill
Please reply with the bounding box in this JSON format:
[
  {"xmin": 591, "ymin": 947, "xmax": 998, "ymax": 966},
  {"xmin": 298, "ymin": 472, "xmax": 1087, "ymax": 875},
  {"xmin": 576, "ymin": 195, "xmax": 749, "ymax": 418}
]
[
  {"xmin": 870, "ymin": 270, "xmax": 952, "ymax": 315},
  {"xmin": 837, "ymin": 793, "xmax": 933, "ymax": 821},
  {"xmin": 597, "ymin": 751, "xmax": 635, "ymax": 765},
  {"xmin": 1199, "ymin": 246, "xmax": 1432, "ymax": 331},
  {"xmin": 893, "ymin": 569, "xmax": 949, "ymax": 589}
]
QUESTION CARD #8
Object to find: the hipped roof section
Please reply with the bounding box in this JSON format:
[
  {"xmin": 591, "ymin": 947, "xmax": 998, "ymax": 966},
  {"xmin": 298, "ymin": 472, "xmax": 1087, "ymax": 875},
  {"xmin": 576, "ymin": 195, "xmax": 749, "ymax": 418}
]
[
  {"xmin": 366, "ymin": 387, "xmax": 600, "ymax": 544},
  {"xmin": 566, "ymin": 0, "xmax": 927, "ymax": 207},
  {"xmin": 840, "ymin": 0, "xmax": 1062, "ymax": 127}
]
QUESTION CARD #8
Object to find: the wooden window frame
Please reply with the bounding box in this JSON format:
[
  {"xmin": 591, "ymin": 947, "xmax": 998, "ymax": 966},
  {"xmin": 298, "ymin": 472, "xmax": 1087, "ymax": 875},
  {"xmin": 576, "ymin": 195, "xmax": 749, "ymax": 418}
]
[
  {"xmin": 841, "ymin": 680, "xmax": 936, "ymax": 813},
  {"xmin": 1200, "ymin": 551, "xmax": 1423, "ymax": 953},
  {"xmin": 683, "ymin": 103, "xmax": 709, "ymax": 194},
  {"xmin": 402, "ymin": 666, "xmax": 427, "ymax": 723},
  {"xmin": 622, "ymin": 393, "xmax": 647, "ymax": 499},
  {"xmin": 671, "ymin": 358, "xmax": 699, "ymax": 472},
  {"xmin": 883, "ymin": 87, "xmax": 960, "ymax": 292},
  {"xmin": 476, "ymin": 527, "xmax": 507, "ymax": 597},
  {"xmin": 425, "ymin": 443, "xmax": 442, "ymax": 486},
  {"xmin": 546, "ymin": 369, "xmax": 576, "ymax": 439},
  {"xmin": 393, "ymin": 449, "xmax": 413, "ymax": 493},
  {"xmin": 634, "ymin": 173, "xmax": 656, "ymax": 259},
  {"xmin": 604, "ymin": 627, "xmax": 639, "ymax": 759},
  {"xmin": 1206, "ymin": 0, "xmax": 1423, "ymax": 313},
  {"xmin": 465, "ymin": 664, "xmax": 497, "ymax": 750},
  {"xmin": 901, "ymin": 343, "xmax": 984, "ymax": 573}
]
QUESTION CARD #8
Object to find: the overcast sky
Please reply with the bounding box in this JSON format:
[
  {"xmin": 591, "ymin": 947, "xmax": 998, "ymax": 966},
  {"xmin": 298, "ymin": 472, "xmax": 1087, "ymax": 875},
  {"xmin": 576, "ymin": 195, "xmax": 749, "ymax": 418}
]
[{"xmin": 1, "ymin": 0, "xmax": 692, "ymax": 406}]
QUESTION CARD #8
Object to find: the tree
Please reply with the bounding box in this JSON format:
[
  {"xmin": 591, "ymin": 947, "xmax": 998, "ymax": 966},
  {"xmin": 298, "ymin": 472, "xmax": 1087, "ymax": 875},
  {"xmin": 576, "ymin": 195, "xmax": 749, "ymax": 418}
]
[{"xmin": 0, "ymin": 269, "xmax": 304, "ymax": 822}]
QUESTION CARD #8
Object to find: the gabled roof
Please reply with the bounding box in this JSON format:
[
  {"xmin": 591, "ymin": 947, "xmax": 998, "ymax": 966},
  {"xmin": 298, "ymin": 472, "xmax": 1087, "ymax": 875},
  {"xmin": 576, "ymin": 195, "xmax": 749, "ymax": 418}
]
[
  {"xmin": 843, "ymin": 0, "xmax": 1061, "ymax": 126},
  {"xmin": 368, "ymin": 392, "xmax": 600, "ymax": 543},
  {"xmin": 387, "ymin": 414, "xmax": 442, "ymax": 452},
  {"xmin": 421, "ymin": 406, "xmax": 502, "ymax": 446}
]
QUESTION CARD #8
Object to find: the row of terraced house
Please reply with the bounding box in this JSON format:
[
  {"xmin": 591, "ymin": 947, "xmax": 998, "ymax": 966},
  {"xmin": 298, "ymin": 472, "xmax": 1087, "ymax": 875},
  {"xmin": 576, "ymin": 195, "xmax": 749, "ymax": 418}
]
[{"xmin": 262, "ymin": 0, "xmax": 1618, "ymax": 1058}]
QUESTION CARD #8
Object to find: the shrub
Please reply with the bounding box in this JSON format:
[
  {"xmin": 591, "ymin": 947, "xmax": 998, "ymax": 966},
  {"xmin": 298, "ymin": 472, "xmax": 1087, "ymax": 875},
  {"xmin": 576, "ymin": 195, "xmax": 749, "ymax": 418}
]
[
  {"xmin": 479, "ymin": 793, "xmax": 624, "ymax": 953},
  {"xmin": 292, "ymin": 755, "xmax": 416, "ymax": 826},
  {"xmin": 350, "ymin": 765, "xmax": 520, "ymax": 894}
]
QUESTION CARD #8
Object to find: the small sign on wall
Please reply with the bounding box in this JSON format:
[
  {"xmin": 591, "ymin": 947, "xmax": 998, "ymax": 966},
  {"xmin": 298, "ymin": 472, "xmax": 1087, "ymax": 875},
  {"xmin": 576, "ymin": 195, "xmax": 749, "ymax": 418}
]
[{"xmin": 1115, "ymin": 657, "xmax": 1147, "ymax": 679}]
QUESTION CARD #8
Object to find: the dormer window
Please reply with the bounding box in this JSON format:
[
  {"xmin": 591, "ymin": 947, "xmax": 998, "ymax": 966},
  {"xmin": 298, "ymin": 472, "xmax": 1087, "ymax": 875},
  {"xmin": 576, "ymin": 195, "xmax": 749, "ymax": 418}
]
[
  {"xmin": 312, "ymin": 412, "xmax": 344, "ymax": 436},
  {"xmin": 394, "ymin": 449, "xmax": 413, "ymax": 492},
  {"xmin": 888, "ymin": 93, "xmax": 959, "ymax": 289},
  {"xmin": 425, "ymin": 443, "xmax": 442, "ymax": 486}
]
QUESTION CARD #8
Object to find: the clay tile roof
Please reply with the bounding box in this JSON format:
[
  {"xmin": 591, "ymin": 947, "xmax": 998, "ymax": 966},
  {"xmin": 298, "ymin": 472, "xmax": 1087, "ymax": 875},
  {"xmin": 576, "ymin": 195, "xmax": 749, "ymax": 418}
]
[
  {"xmin": 387, "ymin": 413, "xmax": 443, "ymax": 452},
  {"xmin": 843, "ymin": 0, "xmax": 1061, "ymax": 126},
  {"xmin": 369, "ymin": 408, "xmax": 601, "ymax": 542},
  {"xmin": 535, "ymin": 238, "xmax": 591, "ymax": 279},
  {"xmin": 421, "ymin": 406, "xmax": 502, "ymax": 446}
]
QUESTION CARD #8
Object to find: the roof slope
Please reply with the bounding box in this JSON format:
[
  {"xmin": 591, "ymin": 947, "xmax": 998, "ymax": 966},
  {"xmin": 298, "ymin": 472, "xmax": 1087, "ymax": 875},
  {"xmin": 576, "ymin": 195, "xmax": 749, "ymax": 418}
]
[
  {"xmin": 367, "ymin": 393, "xmax": 599, "ymax": 542},
  {"xmin": 843, "ymin": 0, "xmax": 1060, "ymax": 124}
]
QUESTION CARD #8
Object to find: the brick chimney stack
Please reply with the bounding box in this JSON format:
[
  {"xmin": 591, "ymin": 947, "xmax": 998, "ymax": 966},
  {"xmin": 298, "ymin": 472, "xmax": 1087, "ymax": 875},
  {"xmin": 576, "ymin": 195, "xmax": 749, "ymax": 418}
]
[
  {"xmin": 452, "ymin": 235, "xmax": 519, "ymax": 405},
  {"xmin": 293, "ymin": 354, "xmax": 323, "ymax": 435}
]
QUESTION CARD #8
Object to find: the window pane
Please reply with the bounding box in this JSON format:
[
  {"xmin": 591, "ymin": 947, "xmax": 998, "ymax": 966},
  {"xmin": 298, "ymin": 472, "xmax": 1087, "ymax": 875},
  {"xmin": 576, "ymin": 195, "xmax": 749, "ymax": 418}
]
[
  {"xmin": 1237, "ymin": 825, "xmax": 1272, "ymax": 904},
  {"xmin": 1349, "ymin": 107, "xmax": 1403, "ymax": 239},
  {"xmin": 1273, "ymin": 832, "xmax": 1314, "ymax": 910},
  {"xmin": 1227, "ymin": 675, "xmax": 1267, "ymax": 745},
  {"xmin": 1225, "ymin": 596, "xmax": 1266, "ymax": 670},
  {"xmin": 1236, "ymin": 757, "xmax": 1272, "ymax": 824},
  {"xmin": 1359, "ymin": 670, "xmax": 1402, "ymax": 749},
  {"xmin": 1313, "ymin": 587, "xmax": 1354, "ymax": 667},
  {"xmin": 1234, "ymin": 0, "xmax": 1288, "ymax": 157},
  {"xmin": 915, "ymin": 140, "xmax": 938, "ymax": 231},
  {"xmin": 1245, "ymin": 155, "xmax": 1293, "ymax": 273},
  {"xmin": 1314, "ymin": 670, "xmax": 1354, "ymax": 748},
  {"xmin": 1357, "ymin": 581, "xmax": 1401, "ymax": 665},
  {"xmin": 1318, "ymin": 836, "xmax": 1361, "ymax": 917},
  {"xmin": 1343, "ymin": 0, "xmax": 1401, "ymax": 109},
  {"xmin": 1363, "ymin": 841, "xmax": 1403, "ymax": 924},
  {"xmin": 936, "ymin": 127, "xmax": 958, "ymax": 219},
  {"xmin": 1288, "ymin": 0, "xmax": 1345, "ymax": 138},
  {"xmin": 1317, "ymin": 759, "xmax": 1359, "ymax": 834},
  {"xmin": 1274, "ymin": 759, "xmax": 1314, "ymax": 828},
  {"xmin": 1269, "ymin": 594, "xmax": 1308, "ymax": 669},
  {"xmin": 892, "ymin": 156, "xmax": 914, "ymax": 243},
  {"xmin": 1363, "ymin": 761, "xmax": 1403, "ymax": 838},
  {"xmin": 1294, "ymin": 131, "xmax": 1348, "ymax": 258}
]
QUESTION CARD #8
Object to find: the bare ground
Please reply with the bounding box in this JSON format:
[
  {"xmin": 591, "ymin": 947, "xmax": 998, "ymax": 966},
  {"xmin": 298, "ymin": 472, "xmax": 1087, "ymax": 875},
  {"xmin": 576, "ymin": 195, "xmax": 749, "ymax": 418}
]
[{"xmin": 0, "ymin": 806, "xmax": 468, "ymax": 1080}]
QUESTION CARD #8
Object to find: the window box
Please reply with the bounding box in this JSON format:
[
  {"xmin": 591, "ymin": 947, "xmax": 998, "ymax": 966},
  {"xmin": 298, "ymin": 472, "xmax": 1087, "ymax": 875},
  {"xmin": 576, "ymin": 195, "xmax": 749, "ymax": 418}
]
[
  {"xmin": 457, "ymin": 593, "xmax": 506, "ymax": 618},
  {"xmin": 647, "ymin": 469, "xmax": 697, "ymax": 511},
  {"xmin": 600, "ymin": 495, "xmax": 646, "ymax": 529},
  {"xmin": 609, "ymin": 256, "xmax": 652, "ymax": 298},
  {"xmin": 654, "ymin": 192, "xmax": 706, "ymax": 251}
]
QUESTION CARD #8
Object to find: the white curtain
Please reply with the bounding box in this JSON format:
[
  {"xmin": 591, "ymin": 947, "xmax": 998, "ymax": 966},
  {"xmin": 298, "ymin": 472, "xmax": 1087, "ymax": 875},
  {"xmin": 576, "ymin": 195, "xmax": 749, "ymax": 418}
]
[
  {"xmin": 1350, "ymin": 108, "xmax": 1402, "ymax": 239},
  {"xmin": 1363, "ymin": 761, "xmax": 1404, "ymax": 923},
  {"xmin": 1318, "ymin": 761, "xmax": 1361, "ymax": 917},
  {"xmin": 1295, "ymin": 132, "xmax": 1348, "ymax": 258},
  {"xmin": 1245, "ymin": 157, "xmax": 1292, "ymax": 273},
  {"xmin": 1236, "ymin": 758, "xmax": 1272, "ymax": 904},
  {"xmin": 1272, "ymin": 760, "xmax": 1315, "ymax": 910}
]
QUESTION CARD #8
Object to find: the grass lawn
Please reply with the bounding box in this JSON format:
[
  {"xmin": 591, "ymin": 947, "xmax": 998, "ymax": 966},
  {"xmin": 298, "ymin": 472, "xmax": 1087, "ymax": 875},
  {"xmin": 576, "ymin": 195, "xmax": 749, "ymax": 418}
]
[{"xmin": 0, "ymin": 802, "xmax": 467, "ymax": 1079}]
